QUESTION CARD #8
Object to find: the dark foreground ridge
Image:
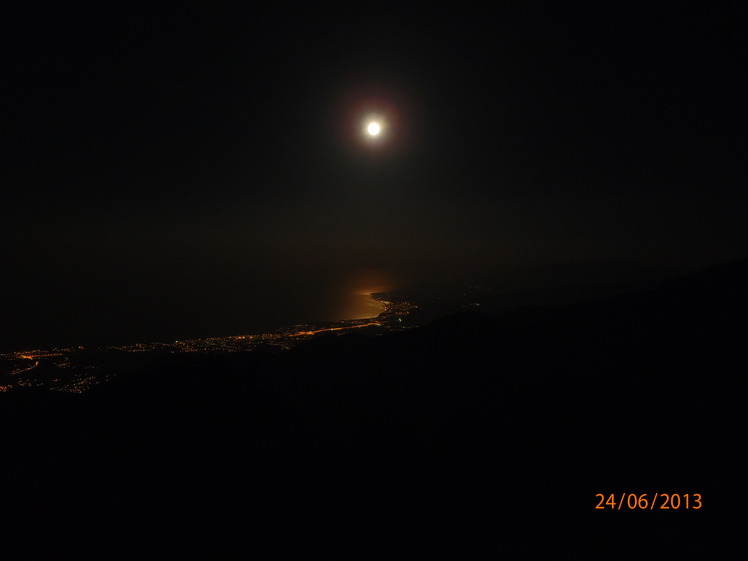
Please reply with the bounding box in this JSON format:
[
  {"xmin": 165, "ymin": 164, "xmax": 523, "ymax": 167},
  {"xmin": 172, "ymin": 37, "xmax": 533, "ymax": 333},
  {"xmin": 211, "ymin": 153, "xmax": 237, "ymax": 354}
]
[{"xmin": 1, "ymin": 259, "xmax": 746, "ymax": 557}]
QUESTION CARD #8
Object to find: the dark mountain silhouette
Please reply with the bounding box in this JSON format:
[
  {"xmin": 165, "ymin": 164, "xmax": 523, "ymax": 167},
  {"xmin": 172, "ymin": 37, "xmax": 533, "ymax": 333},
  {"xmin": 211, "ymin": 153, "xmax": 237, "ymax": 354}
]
[
  {"xmin": 1, "ymin": 259, "xmax": 745, "ymax": 557},
  {"xmin": 401, "ymin": 259, "xmax": 668, "ymax": 328}
]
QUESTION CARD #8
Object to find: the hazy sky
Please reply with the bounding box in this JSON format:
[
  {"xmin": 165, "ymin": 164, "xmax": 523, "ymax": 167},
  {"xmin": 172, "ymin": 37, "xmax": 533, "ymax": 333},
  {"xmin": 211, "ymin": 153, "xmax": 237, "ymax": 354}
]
[{"xmin": 2, "ymin": 3, "xmax": 746, "ymax": 349}]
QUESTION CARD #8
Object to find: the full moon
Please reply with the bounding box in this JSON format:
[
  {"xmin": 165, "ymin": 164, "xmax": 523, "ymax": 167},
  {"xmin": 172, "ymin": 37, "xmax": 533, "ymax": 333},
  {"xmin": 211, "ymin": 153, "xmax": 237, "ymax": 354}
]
[{"xmin": 367, "ymin": 122, "xmax": 381, "ymax": 136}]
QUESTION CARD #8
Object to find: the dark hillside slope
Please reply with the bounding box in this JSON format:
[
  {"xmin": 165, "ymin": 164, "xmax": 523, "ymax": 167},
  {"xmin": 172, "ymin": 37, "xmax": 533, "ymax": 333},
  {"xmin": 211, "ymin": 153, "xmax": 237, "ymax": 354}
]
[{"xmin": 1, "ymin": 259, "xmax": 745, "ymax": 557}]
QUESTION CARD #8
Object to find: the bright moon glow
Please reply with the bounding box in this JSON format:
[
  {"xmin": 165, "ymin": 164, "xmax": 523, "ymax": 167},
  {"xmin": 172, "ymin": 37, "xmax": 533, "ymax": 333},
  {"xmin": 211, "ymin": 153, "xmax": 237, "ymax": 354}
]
[{"xmin": 367, "ymin": 122, "xmax": 381, "ymax": 136}]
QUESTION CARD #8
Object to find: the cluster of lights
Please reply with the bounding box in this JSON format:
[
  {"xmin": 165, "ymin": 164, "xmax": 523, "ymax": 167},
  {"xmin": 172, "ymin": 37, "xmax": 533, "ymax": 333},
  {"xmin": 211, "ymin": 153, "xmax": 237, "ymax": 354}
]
[{"xmin": 0, "ymin": 295, "xmax": 418, "ymax": 394}]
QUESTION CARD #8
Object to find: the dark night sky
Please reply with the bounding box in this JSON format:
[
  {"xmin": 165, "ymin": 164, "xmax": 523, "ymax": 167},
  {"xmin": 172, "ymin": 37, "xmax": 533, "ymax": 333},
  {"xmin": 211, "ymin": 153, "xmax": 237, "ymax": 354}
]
[{"xmin": 2, "ymin": 3, "xmax": 747, "ymax": 350}]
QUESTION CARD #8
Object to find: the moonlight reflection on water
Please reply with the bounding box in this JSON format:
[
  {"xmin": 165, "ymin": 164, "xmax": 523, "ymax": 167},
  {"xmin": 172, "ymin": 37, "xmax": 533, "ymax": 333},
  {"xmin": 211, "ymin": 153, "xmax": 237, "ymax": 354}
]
[
  {"xmin": 334, "ymin": 268, "xmax": 394, "ymax": 320},
  {"xmin": 343, "ymin": 290, "xmax": 386, "ymax": 319}
]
